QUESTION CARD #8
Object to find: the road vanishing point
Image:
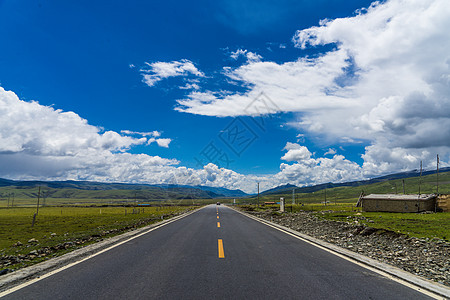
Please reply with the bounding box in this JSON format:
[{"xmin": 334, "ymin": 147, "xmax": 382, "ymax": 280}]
[{"xmin": 0, "ymin": 205, "xmax": 443, "ymax": 299}]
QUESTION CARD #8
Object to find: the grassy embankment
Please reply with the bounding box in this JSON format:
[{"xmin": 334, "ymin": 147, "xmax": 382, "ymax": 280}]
[{"xmin": 0, "ymin": 205, "xmax": 196, "ymax": 272}]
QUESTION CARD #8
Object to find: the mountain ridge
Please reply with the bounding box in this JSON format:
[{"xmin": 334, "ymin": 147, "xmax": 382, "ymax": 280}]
[
  {"xmin": 0, "ymin": 178, "xmax": 247, "ymax": 199},
  {"xmin": 258, "ymin": 167, "xmax": 450, "ymax": 196}
]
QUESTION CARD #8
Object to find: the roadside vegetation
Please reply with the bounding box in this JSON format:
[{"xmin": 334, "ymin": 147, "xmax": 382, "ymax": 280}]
[
  {"xmin": 0, "ymin": 204, "xmax": 197, "ymax": 273},
  {"xmin": 238, "ymin": 203, "xmax": 449, "ymax": 241}
]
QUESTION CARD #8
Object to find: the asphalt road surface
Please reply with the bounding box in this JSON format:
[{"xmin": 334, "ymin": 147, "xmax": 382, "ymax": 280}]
[{"xmin": 2, "ymin": 205, "xmax": 435, "ymax": 299}]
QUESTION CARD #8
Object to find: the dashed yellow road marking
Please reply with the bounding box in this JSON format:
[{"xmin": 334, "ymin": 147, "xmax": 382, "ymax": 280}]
[
  {"xmin": 217, "ymin": 222, "xmax": 220, "ymax": 228},
  {"xmin": 218, "ymin": 239, "xmax": 225, "ymax": 258},
  {"xmin": 217, "ymin": 215, "xmax": 219, "ymax": 219}
]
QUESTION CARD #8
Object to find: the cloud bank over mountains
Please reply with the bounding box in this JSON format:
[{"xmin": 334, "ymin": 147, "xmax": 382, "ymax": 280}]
[{"xmin": 0, "ymin": 87, "xmax": 263, "ymax": 192}]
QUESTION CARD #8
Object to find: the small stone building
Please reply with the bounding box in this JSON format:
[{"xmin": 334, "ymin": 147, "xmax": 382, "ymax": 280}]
[{"xmin": 357, "ymin": 194, "xmax": 437, "ymax": 213}]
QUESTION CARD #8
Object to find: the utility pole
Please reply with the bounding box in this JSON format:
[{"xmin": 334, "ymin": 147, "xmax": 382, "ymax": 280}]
[
  {"xmin": 257, "ymin": 182, "xmax": 260, "ymax": 207},
  {"xmin": 36, "ymin": 186, "xmax": 41, "ymax": 215},
  {"xmin": 292, "ymin": 188, "xmax": 295, "ymax": 205},
  {"xmin": 418, "ymin": 161, "xmax": 422, "ymax": 196},
  {"xmin": 437, "ymin": 154, "xmax": 439, "ymax": 194}
]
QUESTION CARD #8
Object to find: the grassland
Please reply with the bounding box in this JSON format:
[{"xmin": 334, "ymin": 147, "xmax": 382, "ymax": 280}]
[
  {"xmin": 240, "ymin": 203, "xmax": 450, "ymax": 241},
  {"xmin": 321, "ymin": 210, "xmax": 450, "ymax": 241},
  {"xmin": 0, "ymin": 205, "xmax": 196, "ymax": 272}
]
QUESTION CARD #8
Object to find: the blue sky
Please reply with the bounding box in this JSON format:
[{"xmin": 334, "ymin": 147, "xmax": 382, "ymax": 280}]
[{"xmin": 1, "ymin": 0, "xmax": 449, "ymax": 193}]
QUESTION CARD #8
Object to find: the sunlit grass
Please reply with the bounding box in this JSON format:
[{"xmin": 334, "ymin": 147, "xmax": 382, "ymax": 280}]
[{"xmin": 0, "ymin": 205, "xmax": 194, "ymax": 257}]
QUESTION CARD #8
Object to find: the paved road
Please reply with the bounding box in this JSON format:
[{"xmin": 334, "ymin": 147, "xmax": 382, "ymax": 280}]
[{"xmin": 2, "ymin": 205, "xmax": 434, "ymax": 299}]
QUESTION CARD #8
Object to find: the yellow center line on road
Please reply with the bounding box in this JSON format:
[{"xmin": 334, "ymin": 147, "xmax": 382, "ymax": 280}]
[
  {"xmin": 217, "ymin": 222, "xmax": 220, "ymax": 228},
  {"xmin": 218, "ymin": 239, "xmax": 225, "ymax": 258},
  {"xmin": 217, "ymin": 215, "xmax": 219, "ymax": 219}
]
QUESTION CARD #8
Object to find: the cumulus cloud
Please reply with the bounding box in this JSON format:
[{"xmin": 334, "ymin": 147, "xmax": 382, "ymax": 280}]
[
  {"xmin": 0, "ymin": 87, "xmax": 147, "ymax": 156},
  {"xmin": 141, "ymin": 59, "xmax": 204, "ymax": 87},
  {"xmin": 230, "ymin": 49, "xmax": 262, "ymax": 63},
  {"xmin": 121, "ymin": 130, "xmax": 172, "ymax": 148},
  {"xmin": 147, "ymin": 138, "xmax": 172, "ymax": 148},
  {"xmin": 0, "ymin": 87, "xmax": 179, "ymax": 180},
  {"xmin": 281, "ymin": 142, "xmax": 313, "ymax": 162},
  {"xmin": 176, "ymin": 0, "xmax": 450, "ymax": 176},
  {"xmin": 276, "ymin": 143, "xmax": 364, "ymax": 186},
  {"xmin": 176, "ymin": 49, "xmax": 351, "ymax": 116}
]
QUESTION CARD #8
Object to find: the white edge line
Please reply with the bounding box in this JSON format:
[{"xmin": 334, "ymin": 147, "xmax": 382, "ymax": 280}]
[
  {"xmin": 231, "ymin": 207, "xmax": 449, "ymax": 300},
  {"xmin": 0, "ymin": 206, "xmax": 206, "ymax": 298}
]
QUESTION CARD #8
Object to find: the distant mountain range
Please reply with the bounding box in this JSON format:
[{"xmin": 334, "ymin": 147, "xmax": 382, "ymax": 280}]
[
  {"xmin": 258, "ymin": 167, "xmax": 450, "ymax": 197},
  {"xmin": 1, "ymin": 167, "xmax": 448, "ymax": 200},
  {"xmin": 0, "ymin": 178, "xmax": 247, "ymax": 199}
]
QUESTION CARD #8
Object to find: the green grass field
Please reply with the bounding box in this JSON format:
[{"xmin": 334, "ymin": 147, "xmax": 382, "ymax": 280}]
[
  {"xmin": 320, "ymin": 210, "xmax": 450, "ymax": 241},
  {"xmin": 0, "ymin": 195, "xmax": 219, "ymax": 208},
  {"xmin": 0, "ymin": 205, "xmax": 196, "ymax": 271}
]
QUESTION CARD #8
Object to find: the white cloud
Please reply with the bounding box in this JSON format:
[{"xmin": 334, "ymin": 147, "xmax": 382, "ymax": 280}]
[
  {"xmin": 179, "ymin": 83, "xmax": 200, "ymax": 90},
  {"xmin": 121, "ymin": 130, "xmax": 161, "ymax": 137},
  {"xmin": 176, "ymin": 0, "xmax": 450, "ymax": 177},
  {"xmin": 155, "ymin": 138, "xmax": 172, "ymax": 148},
  {"xmin": 324, "ymin": 148, "xmax": 336, "ymax": 156},
  {"xmin": 123, "ymin": 130, "xmax": 172, "ymax": 148},
  {"xmin": 276, "ymin": 143, "xmax": 364, "ymax": 186},
  {"xmin": 230, "ymin": 49, "xmax": 262, "ymax": 63},
  {"xmin": 0, "ymin": 87, "xmax": 180, "ymax": 180},
  {"xmin": 176, "ymin": 49, "xmax": 351, "ymax": 116},
  {"xmin": 281, "ymin": 142, "xmax": 313, "ymax": 162},
  {"xmin": 0, "ymin": 87, "xmax": 147, "ymax": 156},
  {"xmin": 141, "ymin": 59, "xmax": 204, "ymax": 87}
]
